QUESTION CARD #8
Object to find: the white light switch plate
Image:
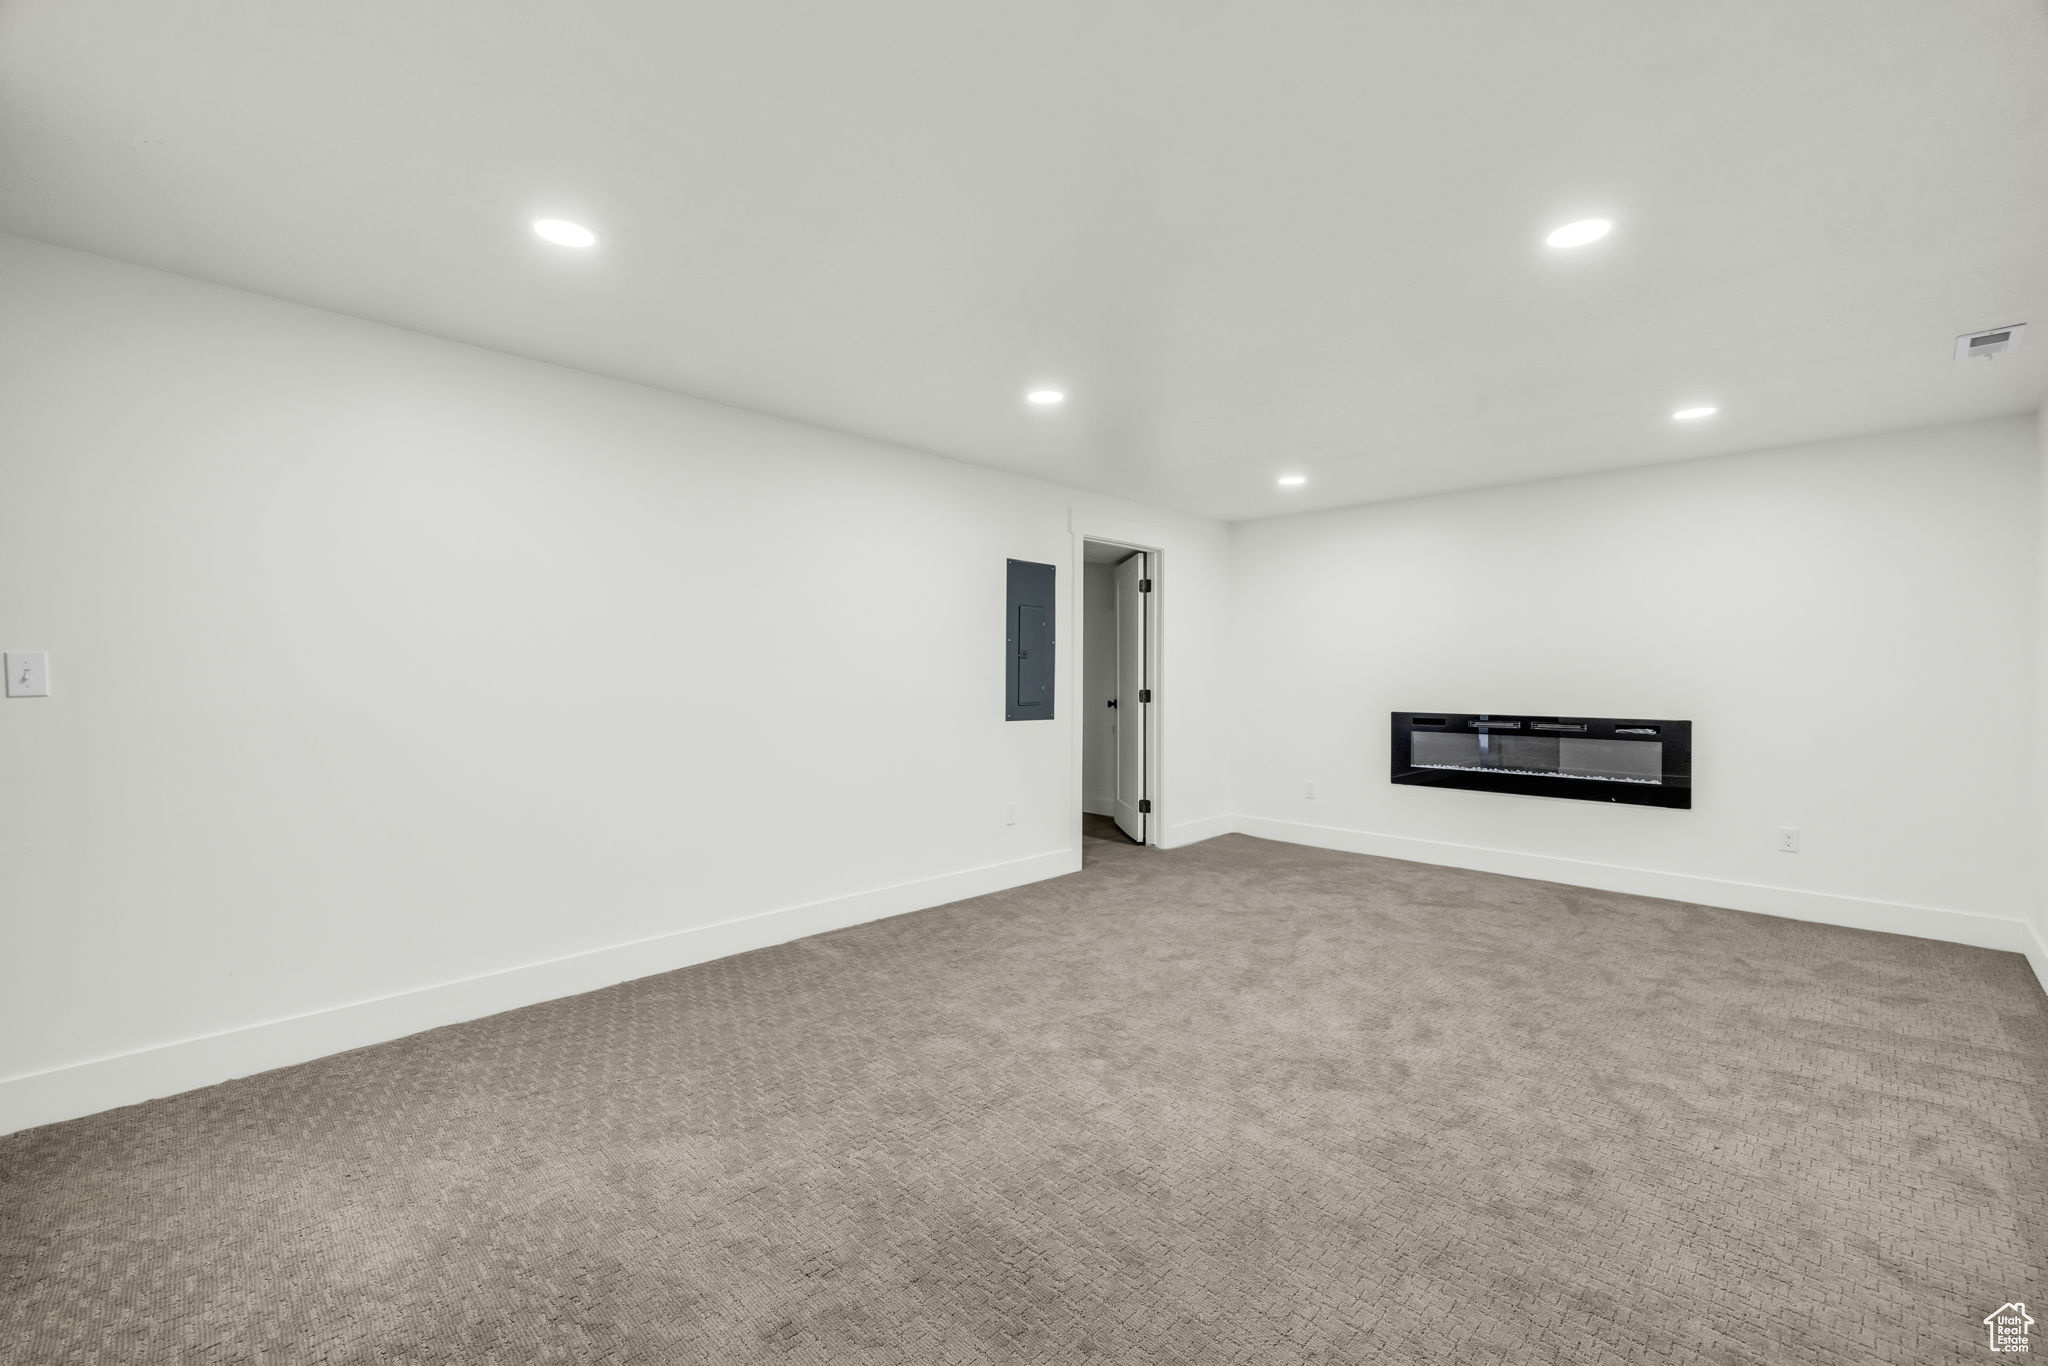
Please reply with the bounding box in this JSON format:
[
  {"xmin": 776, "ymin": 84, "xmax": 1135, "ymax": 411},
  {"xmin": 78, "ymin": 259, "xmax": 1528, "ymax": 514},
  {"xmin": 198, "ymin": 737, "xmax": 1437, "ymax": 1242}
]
[{"xmin": 5, "ymin": 651, "xmax": 49, "ymax": 697}]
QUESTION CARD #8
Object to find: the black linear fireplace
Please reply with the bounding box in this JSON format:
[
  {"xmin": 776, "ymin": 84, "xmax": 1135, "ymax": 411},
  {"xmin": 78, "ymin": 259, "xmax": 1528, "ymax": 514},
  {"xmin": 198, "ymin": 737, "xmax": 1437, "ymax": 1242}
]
[{"xmin": 1391, "ymin": 713, "xmax": 1692, "ymax": 809}]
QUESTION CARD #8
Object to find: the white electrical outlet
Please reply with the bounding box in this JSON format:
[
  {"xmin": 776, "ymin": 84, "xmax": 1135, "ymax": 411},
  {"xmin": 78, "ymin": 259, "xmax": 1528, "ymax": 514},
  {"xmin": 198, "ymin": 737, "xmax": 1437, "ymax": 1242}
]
[
  {"xmin": 5, "ymin": 651, "xmax": 49, "ymax": 698},
  {"xmin": 1777, "ymin": 827, "xmax": 1800, "ymax": 854},
  {"xmin": 1005, "ymin": 802, "xmax": 1017, "ymax": 826},
  {"xmin": 1304, "ymin": 780, "xmax": 1317, "ymax": 800}
]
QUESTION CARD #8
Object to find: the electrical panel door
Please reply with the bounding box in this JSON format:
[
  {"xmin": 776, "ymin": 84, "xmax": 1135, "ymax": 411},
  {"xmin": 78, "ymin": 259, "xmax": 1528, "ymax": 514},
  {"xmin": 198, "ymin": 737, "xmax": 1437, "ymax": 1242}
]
[{"xmin": 1005, "ymin": 559, "xmax": 1055, "ymax": 721}]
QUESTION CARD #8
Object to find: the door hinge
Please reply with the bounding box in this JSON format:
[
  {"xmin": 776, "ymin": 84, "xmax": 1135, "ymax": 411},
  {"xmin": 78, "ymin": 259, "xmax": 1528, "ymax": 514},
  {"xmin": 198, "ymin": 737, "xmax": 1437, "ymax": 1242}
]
[
  {"xmin": 1138, "ymin": 578, "xmax": 1152, "ymax": 592},
  {"xmin": 1138, "ymin": 688, "xmax": 1151, "ymax": 703},
  {"xmin": 1137, "ymin": 799, "xmax": 1151, "ymax": 814}
]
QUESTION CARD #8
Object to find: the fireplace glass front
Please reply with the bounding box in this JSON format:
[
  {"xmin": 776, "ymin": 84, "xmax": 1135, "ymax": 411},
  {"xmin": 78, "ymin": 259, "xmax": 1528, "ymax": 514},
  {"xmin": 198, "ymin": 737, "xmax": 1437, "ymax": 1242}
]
[{"xmin": 1392, "ymin": 714, "xmax": 1691, "ymax": 808}]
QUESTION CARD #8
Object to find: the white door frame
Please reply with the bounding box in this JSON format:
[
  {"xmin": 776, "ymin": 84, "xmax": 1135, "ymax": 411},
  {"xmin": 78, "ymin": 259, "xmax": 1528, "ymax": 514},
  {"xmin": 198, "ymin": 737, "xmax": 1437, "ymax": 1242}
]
[{"xmin": 1069, "ymin": 514, "xmax": 1166, "ymax": 848}]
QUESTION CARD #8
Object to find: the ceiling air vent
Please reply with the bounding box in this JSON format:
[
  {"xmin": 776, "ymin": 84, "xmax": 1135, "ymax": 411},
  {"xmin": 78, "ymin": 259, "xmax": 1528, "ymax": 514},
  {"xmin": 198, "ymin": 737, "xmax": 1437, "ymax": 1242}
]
[{"xmin": 1954, "ymin": 323, "xmax": 2025, "ymax": 359}]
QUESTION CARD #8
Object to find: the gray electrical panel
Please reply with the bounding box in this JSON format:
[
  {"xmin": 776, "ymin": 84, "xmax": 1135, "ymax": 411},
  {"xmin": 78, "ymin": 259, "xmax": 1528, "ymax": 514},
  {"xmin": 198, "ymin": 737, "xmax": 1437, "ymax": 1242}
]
[{"xmin": 1005, "ymin": 559, "xmax": 1055, "ymax": 721}]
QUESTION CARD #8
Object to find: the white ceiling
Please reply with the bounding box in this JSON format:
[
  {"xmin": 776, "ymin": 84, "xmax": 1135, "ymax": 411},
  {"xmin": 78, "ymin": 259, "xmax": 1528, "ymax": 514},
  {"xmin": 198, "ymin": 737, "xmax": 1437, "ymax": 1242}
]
[{"xmin": 3, "ymin": 1, "xmax": 2045, "ymax": 521}]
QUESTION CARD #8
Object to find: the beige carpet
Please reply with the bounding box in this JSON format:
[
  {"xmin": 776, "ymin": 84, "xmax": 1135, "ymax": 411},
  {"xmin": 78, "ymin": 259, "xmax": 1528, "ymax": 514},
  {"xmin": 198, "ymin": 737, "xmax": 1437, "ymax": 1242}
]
[{"xmin": 3, "ymin": 833, "xmax": 2043, "ymax": 1364}]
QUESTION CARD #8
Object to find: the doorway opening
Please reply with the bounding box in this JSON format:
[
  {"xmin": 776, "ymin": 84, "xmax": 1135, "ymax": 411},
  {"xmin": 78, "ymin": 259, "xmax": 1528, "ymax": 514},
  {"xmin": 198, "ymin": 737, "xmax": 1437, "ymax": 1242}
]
[{"xmin": 1081, "ymin": 539, "xmax": 1152, "ymax": 852}]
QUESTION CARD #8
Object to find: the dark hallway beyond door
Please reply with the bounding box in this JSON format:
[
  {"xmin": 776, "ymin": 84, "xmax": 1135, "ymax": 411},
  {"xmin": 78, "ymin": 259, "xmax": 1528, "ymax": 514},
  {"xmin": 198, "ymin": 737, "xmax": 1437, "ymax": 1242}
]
[{"xmin": 1082, "ymin": 810, "xmax": 1141, "ymax": 852}]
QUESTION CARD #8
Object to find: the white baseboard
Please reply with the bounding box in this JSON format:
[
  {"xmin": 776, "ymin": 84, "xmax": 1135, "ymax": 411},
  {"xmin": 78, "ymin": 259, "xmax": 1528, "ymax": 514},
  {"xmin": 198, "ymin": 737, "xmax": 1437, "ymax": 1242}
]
[
  {"xmin": 1083, "ymin": 796, "xmax": 1117, "ymax": 817},
  {"xmin": 0, "ymin": 848, "xmax": 1080, "ymax": 1138},
  {"xmin": 1160, "ymin": 813, "xmax": 1237, "ymax": 849},
  {"xmin": 2024, "ymin": 919, "xmax": 2048, "ymax": 1000},
  {"xmin": 1234, "ymin": 816, "xmax": 2047, "ymax": 988}
]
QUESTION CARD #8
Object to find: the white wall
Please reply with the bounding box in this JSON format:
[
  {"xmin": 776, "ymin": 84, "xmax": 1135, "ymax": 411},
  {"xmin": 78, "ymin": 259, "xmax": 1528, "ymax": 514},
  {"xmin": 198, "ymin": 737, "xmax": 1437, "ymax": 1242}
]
[
  {"xmin": 2034, "ymin": 403, "xmax": 2048, "ymax": 981},
  {"xmin": 5, "ymin": 231, "xmax": 2040, "ymax": 1138},
  {"xmin": 1081, "ymin": 561, "xmax": 1118, "ymax": 814},
  {"xmin": 1230, "ymin": 418, "xmax": 2043, "ymax": 955},
  {"xmin": 0, "ymin": 234, "xmax": 1233, "ymax": 1133}
]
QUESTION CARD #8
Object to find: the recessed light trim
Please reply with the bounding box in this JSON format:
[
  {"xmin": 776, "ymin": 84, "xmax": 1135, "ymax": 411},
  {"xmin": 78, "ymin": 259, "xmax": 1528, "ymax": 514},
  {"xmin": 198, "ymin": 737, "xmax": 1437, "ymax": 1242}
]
[
  {"xmin": 533, "ymin": 218, "xmax": 598, "ymax": 248},
  {"xmin": 1671, "ymin": 405, "xmax": 1719, "ymax": 422},
  {"xmin": 1277, "ymin": 475, "xmax": 1308, "ymax": 486},
  {"xmin": 1544, "ymin": 218, "xmax": 1612, "ymax": 249},
  {"xmin": 1025, "ymin": 389, "xmax": 1066, "ymax": 406}
]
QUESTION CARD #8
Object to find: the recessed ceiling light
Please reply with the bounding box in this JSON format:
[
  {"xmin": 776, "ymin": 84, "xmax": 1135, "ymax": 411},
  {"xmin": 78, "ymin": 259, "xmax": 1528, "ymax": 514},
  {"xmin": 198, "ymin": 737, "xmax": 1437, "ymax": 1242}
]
[
  {"xmin": 1671, "ymin": 405, "xmax": 1719, "ymax": 421},
  {"xmin": 533, "ymin": 218, "xmax": 598, "ymax": 248},
  {"xmin": 1026, "ymin": 389, "xmax": 1065, "ymax": 406},
  {"xmin": 1277, "ymin": 475, "xmax": 1307, "ymax": 486},
  {"xmin": 1544, "ymin": 218, "xmax": 1612, "ymax": 249}
]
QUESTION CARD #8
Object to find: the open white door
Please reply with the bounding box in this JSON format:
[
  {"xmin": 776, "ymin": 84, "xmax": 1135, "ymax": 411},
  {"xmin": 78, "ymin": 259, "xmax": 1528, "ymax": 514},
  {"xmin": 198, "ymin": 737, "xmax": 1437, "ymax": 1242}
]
[{"xmin": 1112, "ymin": 552, "xmax": 1149, "ymax": 843}]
